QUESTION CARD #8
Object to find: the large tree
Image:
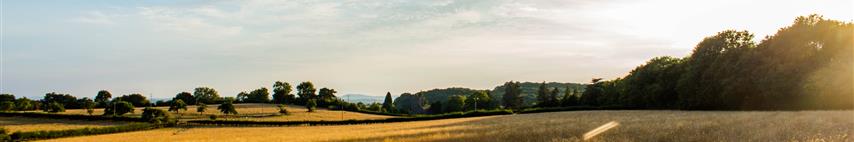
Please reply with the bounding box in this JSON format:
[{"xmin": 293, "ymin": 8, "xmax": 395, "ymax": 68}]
[
  {"xmin": 444, "ymin": 95, "xmax": 466, "ymax": 113},
  {"xmin": 0, "ymin": 102, "xmax": 14, "ymax": 111},
  {"xmin": 14, "ymin": 98, "xmax": 35, "ymax": 111},
  {"xmin": 104, "ymin": 101, "xmax": 134, "ymax": 115},
  {"xmin": 580, "ymin": 78, "xmax": 604, "ymax": 106},
  {"xmin": 536, "ymin": 82, "xmax": 550, "ymax": 107},
  {"xmin": 466, "ymin": 91, "xmax": 492, "ymax": 111},
  {"xmin": 295, "ymin": 82, "xmax": 317, "ymax": 105},
  {"xmin": 115, "ymin": 94, "xmax": 150, "ymax": 107},
  {"xmin": 94, "ymin": 90, "xmax": 112, "ymax": 107},
  {"xmin": 246, "ymin": 87, "xmax": 270, "ymax": 103},
  {"xmin": 174, "ymin": 92, "xmax": 196, "ymax": 105},
  {"xmin": 79, "ymin": 98, "xmax": 96, "ymax": 115},
  {"xmin": 43, "ymin": 92, "xmax": 79, "ymax": 109},
  {"xmin": 169, "ymin": 99, "xmax": 188, "ymax": 114},
  {"xmin": 501, "ymin": 81, "xmax": 523, "ymax": 109},
  {"xmin": 548, "ymin": 88, "xmax": 560, "ymax": 107},
  {"xmin": 381, "ymin": 92, "xmax": 395, "ymax": 113},
  {"xmin": 0, "ymin": 94, "xmax": 14, "ymax": 103},
  {"xmin": 193, "ymin": 87, "xmax": 221, "ymax": 104},
  {"xmin": 561, "ymin": 87, "xmax": 579, "ymax": 107},
  {"xmin": 272, "ymin": 81, "xmax": 294, "ymax": 104},
  {"xmin": 217, "ymin": 99, "xmax": 238, "ymax": 117},
  {"xmin": 317, "ymin": 88, "xmax": 337, "ymax": 106}
]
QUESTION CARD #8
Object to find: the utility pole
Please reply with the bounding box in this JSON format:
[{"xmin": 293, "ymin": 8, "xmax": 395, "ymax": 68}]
[{"xmin": 341, "ymin": 95, "xmax": 348, "ymax": 120}]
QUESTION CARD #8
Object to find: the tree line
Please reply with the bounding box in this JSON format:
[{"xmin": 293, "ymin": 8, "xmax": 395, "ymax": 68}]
[
  {"xmin": 0, "ymin": 81, "xmax": 361, "ymax": 117},
  {"xmin": 575, "ymin": 15, "xmax": 852, "ymax": 110},
  {"xmin": 377, "ymin": 15, "xmax": 853, "ymax": 114}
]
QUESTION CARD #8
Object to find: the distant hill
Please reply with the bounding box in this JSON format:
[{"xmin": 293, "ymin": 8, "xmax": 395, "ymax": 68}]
[
  {"xmin": 341, "ymin": 94, "xmax": 392, "ymax": 104},
  {"xmin": 407, "ymin": 82, "xmax": 585, "ymax": 106},
  {"xmin": 415, "ymin": 87, "xmax": 488, "ymax": 104},
  {"xmin": 490, "ymin": 82, "xmax": 585, "ymax": 106}
]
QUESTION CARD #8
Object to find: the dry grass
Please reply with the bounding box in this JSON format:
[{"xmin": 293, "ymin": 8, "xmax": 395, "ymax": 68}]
[
  {"xmin": 40, "ymin": 103, "xmax": 393, "ymax": 121},
  {"xmin": 0, "ymin": 117, "xmax": 128, "ymax": 133},
  {"xmin": 42, "ymin": 110, "xmax": 854, "ymax": 142}
]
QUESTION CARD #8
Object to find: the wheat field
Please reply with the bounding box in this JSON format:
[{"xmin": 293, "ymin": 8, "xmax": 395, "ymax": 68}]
[
  {"xmin": 38, "ymin": 103, "xmax": 393, "ymax": 121},
  {"xmin": 0, "ymin": 117, "xmax": 129, "ymax": 133},
  {"xmin": 41, "ymin": 110, "xmax": 854, "ymax": 142}
]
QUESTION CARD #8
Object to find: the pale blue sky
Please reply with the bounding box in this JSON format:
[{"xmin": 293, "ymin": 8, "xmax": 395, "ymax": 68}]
[{"xmin": 2, "ymin": 0, "xmax": 852, "ymax": 99}]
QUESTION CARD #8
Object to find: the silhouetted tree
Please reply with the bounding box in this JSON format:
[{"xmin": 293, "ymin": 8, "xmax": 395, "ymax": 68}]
[
  {"xmin": 272, "ymin": 81, "xmax": 295, "ymax": 104},
  {"xmin": 245, "ymin": 87, "xmax": 270, "ymax": 103},
  {"xmin": 196, "ymin": 103, "xmax": 207, "ymax": 115},
  {"xmin": 218, "ymin": 99, "xmax": 238, "ymax": 117},
  {"xmin": 306, "ymin": 99, "xmax": 317, "ymax": 112},
  {"xmin": 466, "ymin": 91, "xmax": 492, "ymax": 111},
  {"xmin": 382, "ymin": 92, "xmax": 395, "ymax": 113},
  {"xmin": 428, "ymin": 101, "xmax": 443, "ymax": 114},
  {"xmin": 95, "ymin": 90, "xmax": 112, "ymax": 107},
  {"xmin": 169, "ymin": 99, "xmax": 188, "ymax": 114},
  {"xmin": 174, "ymin": 92, "xmax": 196, "ymax": 105},
  {"xmin": 502, "ymin": 81, "xmax": 523, "ymax": 109},
  {"xmin": 444, "ymin": 95, "xmax": 466, "ymax": 113},
  {"xmin": 194, "ymin": 87, "xmax": 221, "ymax": 104},
  {"xmin": 296, "ymin": 82, "xmax": 317, "ymax": 105},
  {"xmin": 104, "ymin": 101, "xmax": 134, "ymax": 115},
  {"xmin": 115, "ymin": 94, "xmax": 150, "ymax": 107}
]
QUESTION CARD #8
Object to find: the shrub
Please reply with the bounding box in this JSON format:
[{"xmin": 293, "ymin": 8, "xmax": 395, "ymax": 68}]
[
  {"xmin": 104, "ymin": 101, "xmax": 134, "ymax": 116},
  {"xmin": 43, "ymin": 102, "xmax": 65, "ymax": 113},
  {"xmin": 141, "ymin": 107, "xmax": 174, "ymax": 125},
  {"xmin": 0, "ymin": 127, "xmax": 9, "ymax": 141},
  {"xmin": 196, "ymin": 103, "xmax": 207, "ymax": 114},
  {"xmin": 218, "ymin": 101, "xmax": 237, "ymax": 115},
  {"xmin": 0, "ymin": 102, "xmax": 14, "ymax": 111},
  {"xmin": 277, "ymin": 104, "xmax": 289, "ymax": 115},
  {"xmin": 306, "ymin": 99, "xmax": 317, "ymax": 112}
]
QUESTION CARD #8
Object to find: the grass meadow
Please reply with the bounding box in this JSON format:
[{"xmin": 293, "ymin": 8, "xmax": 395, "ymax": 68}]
[{"xmin": 40, "ymin": 110, "xmax": 854, "ymax": 142}]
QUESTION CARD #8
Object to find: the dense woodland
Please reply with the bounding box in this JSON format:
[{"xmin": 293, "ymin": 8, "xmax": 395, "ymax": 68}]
[
  {"xmin": 0, "ymin": 15, "xmax": 851, "ymax": 116},
  {"xmin": 579, "ymin": 15, "xmax": 853, "ymax": 110}
]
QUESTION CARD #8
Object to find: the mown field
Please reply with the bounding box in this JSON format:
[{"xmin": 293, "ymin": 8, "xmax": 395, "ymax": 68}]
[
  {"xmin": 32, "ymin": 103, "xmax": 393, "ymax": 121},
  {"xmin": 0, "ymin": 117, "xmax": 129, "ymax": 133},
  {"xmin": 42, "ymin": 110, "xmax": 854, "ymax": 142}
]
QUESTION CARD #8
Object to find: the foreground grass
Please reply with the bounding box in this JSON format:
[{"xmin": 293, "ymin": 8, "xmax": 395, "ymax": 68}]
[
  {"xmin": 0, "ymin": 117, "xmax": 129, "ymax": 133},
  {"xmin": 42, "ymin": 110, "xmax": 854, "ymax": 142}
]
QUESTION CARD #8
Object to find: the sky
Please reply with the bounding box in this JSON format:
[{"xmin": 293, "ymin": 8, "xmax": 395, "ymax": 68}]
[{"xmin": 2, "ymin": 0, "xmax": 852, "ymax": 99}]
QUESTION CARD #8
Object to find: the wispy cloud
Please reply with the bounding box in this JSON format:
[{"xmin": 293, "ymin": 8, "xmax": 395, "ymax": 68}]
[{"xmin": 71, "ymin": 11, "xmax": 116, "ymax": 25}]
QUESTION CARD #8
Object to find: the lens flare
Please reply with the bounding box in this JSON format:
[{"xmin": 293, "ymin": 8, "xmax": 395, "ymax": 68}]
[{"xmin": 583, "ymin": 121, "xmax": 620, "ymax": 141}]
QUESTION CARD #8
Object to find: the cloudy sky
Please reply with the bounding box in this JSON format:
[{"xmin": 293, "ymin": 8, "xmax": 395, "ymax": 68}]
[{"xmin": 2, "ymin": 0, "xmax": 852, "ymax": 99}]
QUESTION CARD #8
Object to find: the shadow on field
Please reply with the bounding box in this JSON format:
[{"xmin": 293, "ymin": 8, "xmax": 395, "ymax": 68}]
[
  {"xmin": 328, "ymin": 113, "xmax": 589, "ymax": 142},
  {"xmin": 328, "ymin": 110, "xmax": 854, "ymax": 142}
]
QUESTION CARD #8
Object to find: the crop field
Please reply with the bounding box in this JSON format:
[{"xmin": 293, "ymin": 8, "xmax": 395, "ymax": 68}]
[
  {"xmin": 37, "ymin": 103, "xmax": 393, "ymax": 121},
  {"xmin": 0, "ymin": 117, "xmax": 129, "ymax": 133},
  {"xmin": 42, "ymin": 110, "xmax": 854, "ymax": 142}
]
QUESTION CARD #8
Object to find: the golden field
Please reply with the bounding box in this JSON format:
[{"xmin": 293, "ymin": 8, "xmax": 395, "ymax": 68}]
[
  {"xmin": 0, "ymin": 117, "xmax": 129, "ymax": 133},
  {"xmin": 35, "ymin": 103, "xmax": 393, "ymax": 121},
  {"xmin": 41, "ymin": 110, "xmax": 854, "ymax": 142}
]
